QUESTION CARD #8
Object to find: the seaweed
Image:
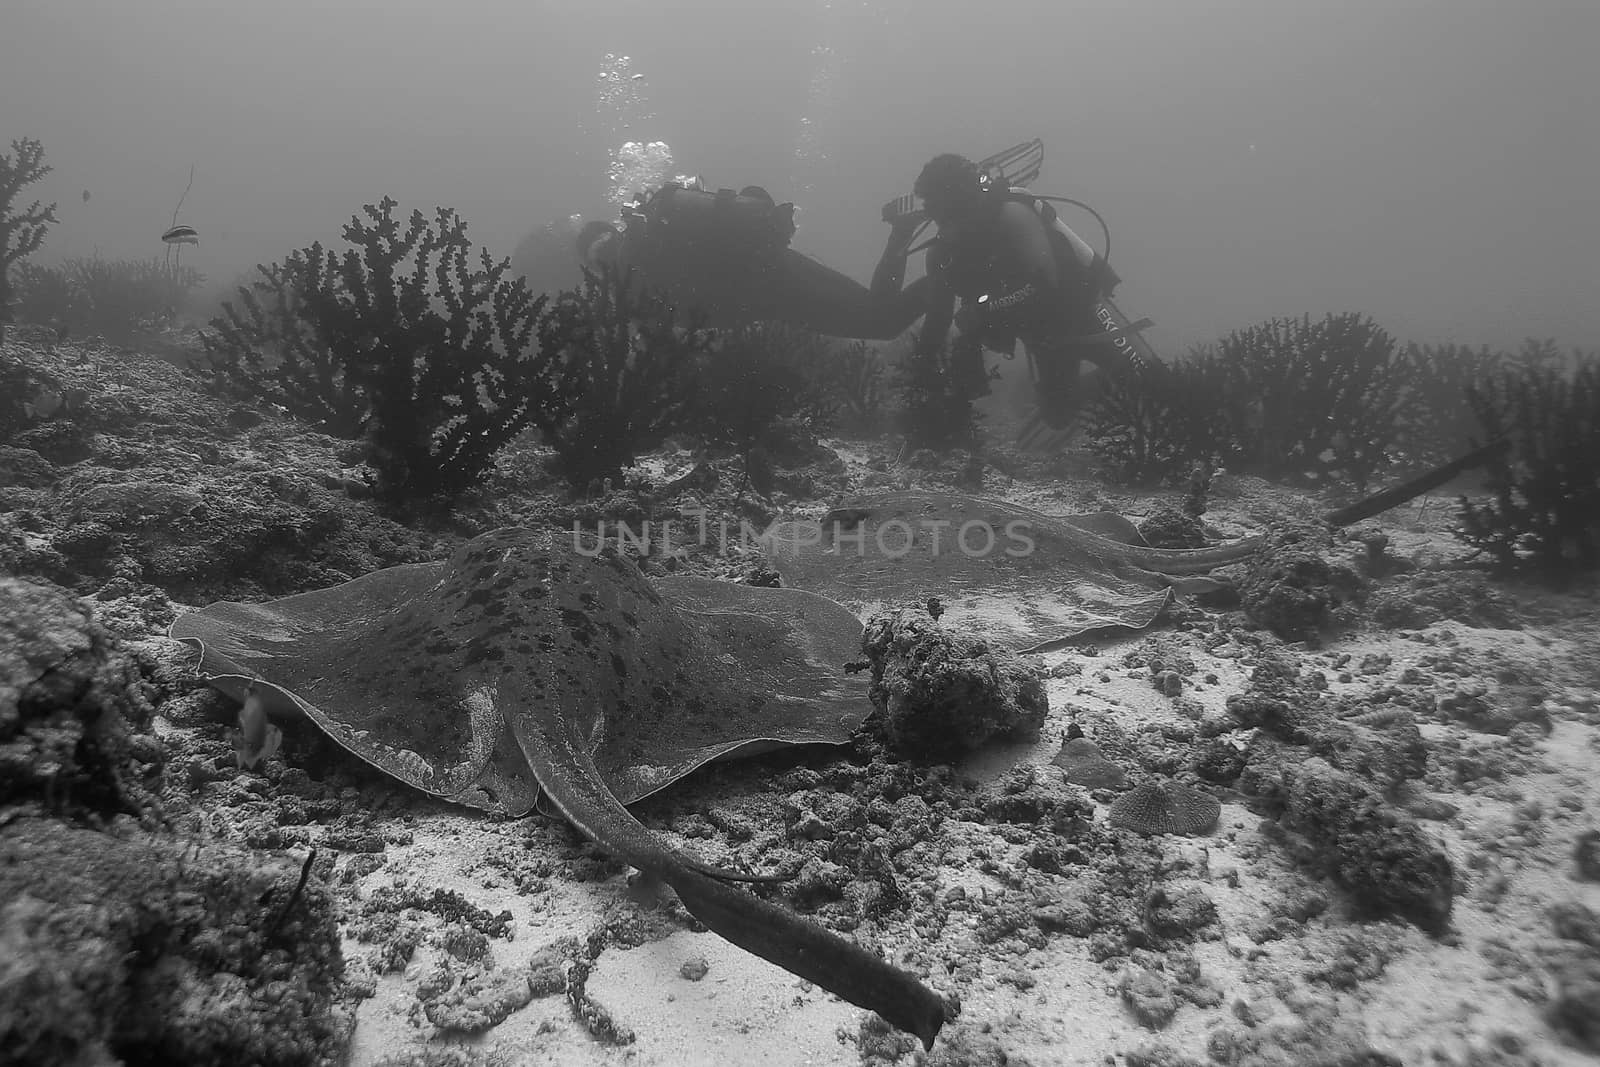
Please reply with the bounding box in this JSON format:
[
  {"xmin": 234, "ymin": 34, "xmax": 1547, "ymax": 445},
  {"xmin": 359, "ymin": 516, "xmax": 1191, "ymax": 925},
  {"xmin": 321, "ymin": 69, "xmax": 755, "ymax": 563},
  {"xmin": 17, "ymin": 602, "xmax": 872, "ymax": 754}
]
[
  {"xmin": 1454, "ymin": 349, "xmax": 1600, "ymax": 571},
  {"xmin": 198, "ymin": 196, "xmax": 569, "ymax": 502},
  {"xmin": 532, "ymin": 265, "xmax": 711, "ymax": 491},
  {"xmin": 0, "ymin": 137, "xmax": 59, "ymax": 333}
]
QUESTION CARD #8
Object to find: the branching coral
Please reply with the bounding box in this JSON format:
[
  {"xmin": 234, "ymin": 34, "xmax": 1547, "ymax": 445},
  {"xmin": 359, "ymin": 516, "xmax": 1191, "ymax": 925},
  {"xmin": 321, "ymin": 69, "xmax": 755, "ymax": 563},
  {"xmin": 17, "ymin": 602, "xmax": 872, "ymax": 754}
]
[
  {"xmin": 0, "ymin": 138, "xmax": 59, "ymax": 330},
  {"xmin": 811, "ymin": 337, "xmax": 886, "ymax": 435},
  {"xmin": 1397, "ymin": 340, "xmax": 1509, "ymax": 468},
  {"xmin": 1455, "ymin": 349, "xmax": 1600, "ymax": 571},
  {"xmin": 1082, "ymin": 352, "xmax": 1230, "ymax": 484},
  {"xmin": 199, "ymin": 196, "xmax": 568, "ymax": 502},
  {"xmin": 692, "ymin": 322, "xmax": 811, "ymax": 487},
  {"xmin": 14, "ymin": 257, "xmax": 203, "ymax": 339},
  {"xmin": 1084, "ymin": 313, "xmax": 1413, "ymax": 487},
  {"xmin": 894, "ymin": 334, "xmax": 978, "ymax": 449},
  {"xmin": 1214, "ymin": 312, "xmax": 1413, "ymax": 487},
  {"xmin": 532, "ymin": 264, "xmax": 711, "ymax": 491}
]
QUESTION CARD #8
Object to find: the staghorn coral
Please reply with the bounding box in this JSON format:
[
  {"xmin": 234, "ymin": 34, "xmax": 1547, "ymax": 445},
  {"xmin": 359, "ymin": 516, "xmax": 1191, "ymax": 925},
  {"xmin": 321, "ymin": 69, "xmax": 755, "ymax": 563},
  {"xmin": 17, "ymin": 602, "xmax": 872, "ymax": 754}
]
[
  {"xmin": 1107, "ymin": 780, "xmax": 1220, "ymax": 837},
  {"xmin": 1455, "ymin": 348, "xmax": 1600, "ymax": 571},
  {"xmin": 199, "ymin": 196, "xmax": 570, "ymax": 502},
  {"xmin": 0, "ymin": 137, "xmax": 59, "ymax": 331},
  {"xmin": 1214, "ymin": 312, "xmax": 1413, "ymax": 488},
  {"xmin": 13, "ymin": 256, "xmax": 203, "ymax": 340},
  {"xmin": 1086, "ymin": 313, "xmax": 1413, "ymax": 488},
  {"xmin": 816, "ymin": 337, "xmax": 886, "ymax": 436},
  {"xmin": 894, "ymin": 333, "xmax": 979, "ymax": 450},
  {"xmin": 1397, "ymin": 340, "xmax": 1510, "ymax": 468},
  {"xmin": 1083, "ymin": 352, "xmax": 1230, "ymax": 484},
  {"xmin": 692, "ymin": 322, "xmax": 813, "ymax": 488},
  {"xmin": 532, "ymin": 264, "xmax": 712, "ymax": 491}
]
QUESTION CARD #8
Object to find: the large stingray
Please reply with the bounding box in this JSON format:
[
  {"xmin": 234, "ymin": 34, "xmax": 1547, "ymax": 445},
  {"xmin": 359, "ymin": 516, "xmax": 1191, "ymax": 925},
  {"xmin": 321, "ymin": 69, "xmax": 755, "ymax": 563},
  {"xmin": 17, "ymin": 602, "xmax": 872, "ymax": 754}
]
[
  {"xmin": 763, "ymin": 441, "xmax": 1506, "ymax": 651},
  {"xmin": 171, "ymin": 527, "xmax": 947, "ymax": 1048}
]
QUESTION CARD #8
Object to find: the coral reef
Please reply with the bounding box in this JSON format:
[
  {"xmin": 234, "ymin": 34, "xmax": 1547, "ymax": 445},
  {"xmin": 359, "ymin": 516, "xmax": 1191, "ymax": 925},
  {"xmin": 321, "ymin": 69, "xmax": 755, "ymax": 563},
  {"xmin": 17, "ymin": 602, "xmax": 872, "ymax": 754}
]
[
  {"xmin": 1399, "ymin": 340, "xmax": 1510, "ymax": 467},
  {"xmin": 1455, "ymin": 350, "xmax": 1600, "ymax": 571},
  {"xmin": 1085, "ymin": 312, "xmax": 1412, "ymax": 487},
  {"xmin": 0, "ymin": 573, "xmax": 349, "ymax": 1065},
  {"xmin": 813, "ymin": 337, "xmax": 886, "ymax": 436},
  {"xmin": 199, "ymin": 196, "xmax": 569, "ymax": 502},
  {"xmin": 1083, "ymin": 354, "xmax": 1230, "ymax": 484},
  {"xmin": 894, "ymin": 334, "xmax": 979, "ymax": 450},
  {"xmin": 0, "ymin": 818, "xmax": 349, "ymax": 1067},
  {"xmin": 0, "ymin": 137, "xmax": 58, "ymax": 333},
  {"xmin": 0, "ymin": 576, "xmax": 162, "ymax": 818},
  {"xmin": 13, "ymin": 256, "xmax": 204, "ymax": 341},
  {"xmin": 692, "ymin": 322, "xmax": 814, "ymax": 489},
  {"xmin": 1240, "ymin": 744, "xmax": 1453, "ymax": 934},
  {"xmin": 1237, "ymin": 529, "xmax": 1366, "ymax": 643},
  {"xmin": 532, "ymin": 265, "xmax": 711, "ymax": 491},
  {"xmin": 858, "ymin": 608, "xmax": 1048, "ymax": 757}
]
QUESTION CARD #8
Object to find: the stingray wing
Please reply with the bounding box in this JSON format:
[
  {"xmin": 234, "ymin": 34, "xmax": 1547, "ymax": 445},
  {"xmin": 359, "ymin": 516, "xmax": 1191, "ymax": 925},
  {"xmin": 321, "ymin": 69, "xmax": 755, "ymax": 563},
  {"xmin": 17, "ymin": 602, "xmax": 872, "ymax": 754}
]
[
  {"xmin": 761, "ymin": 490, "xmax": 1175, "ymax": 652},
  {"xmin": 170, "ymin": 528, "xmax": 871, "ymax": 815}
]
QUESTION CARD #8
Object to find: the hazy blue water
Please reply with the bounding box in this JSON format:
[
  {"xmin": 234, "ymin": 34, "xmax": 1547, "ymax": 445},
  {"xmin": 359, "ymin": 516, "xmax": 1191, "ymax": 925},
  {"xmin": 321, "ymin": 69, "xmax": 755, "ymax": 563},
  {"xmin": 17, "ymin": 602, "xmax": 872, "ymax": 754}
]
[{"xmin": 4, "ymin": 0, "xmax": 1596, "ymax": 353}]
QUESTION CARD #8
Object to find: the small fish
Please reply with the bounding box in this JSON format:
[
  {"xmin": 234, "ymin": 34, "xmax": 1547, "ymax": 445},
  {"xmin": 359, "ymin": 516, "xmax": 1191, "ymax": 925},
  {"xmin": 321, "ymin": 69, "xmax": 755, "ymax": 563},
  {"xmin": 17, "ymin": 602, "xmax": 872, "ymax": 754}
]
[
  {"xmin": 161, "ymin": 224, "xmax": 199, "ymax": 245},
  {"xmin": 232, "ymin": 684, "xmax": 283, "ymax": 770},
  {"xmin": 82, "ymin": 189, "xmax": 90, "ymax": 203}
]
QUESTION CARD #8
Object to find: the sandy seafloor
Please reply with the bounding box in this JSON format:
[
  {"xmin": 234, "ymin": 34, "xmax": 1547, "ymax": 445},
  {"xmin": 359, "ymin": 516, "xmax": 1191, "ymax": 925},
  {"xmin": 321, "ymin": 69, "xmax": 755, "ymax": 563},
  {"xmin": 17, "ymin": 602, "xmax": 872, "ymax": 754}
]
[
  {"xmin": 6, "ymin": 331, "xmax": 1600, "ymax": 1067},
  {"xmin": 324, "ymin": 459, "xmax": 1600, "ymax": 1067}
]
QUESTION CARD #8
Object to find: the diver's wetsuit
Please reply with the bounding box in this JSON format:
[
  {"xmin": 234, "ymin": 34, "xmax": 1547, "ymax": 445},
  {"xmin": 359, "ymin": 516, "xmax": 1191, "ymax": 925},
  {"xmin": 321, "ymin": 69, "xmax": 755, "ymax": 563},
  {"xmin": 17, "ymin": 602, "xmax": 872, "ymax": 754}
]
[
  {"xmin": 918, "ymin": 194, "xmax": 1141, "ymax": 425},
  {"xmin": 585, "ymin": 186, "xmax": 929, "ymax": 341}
]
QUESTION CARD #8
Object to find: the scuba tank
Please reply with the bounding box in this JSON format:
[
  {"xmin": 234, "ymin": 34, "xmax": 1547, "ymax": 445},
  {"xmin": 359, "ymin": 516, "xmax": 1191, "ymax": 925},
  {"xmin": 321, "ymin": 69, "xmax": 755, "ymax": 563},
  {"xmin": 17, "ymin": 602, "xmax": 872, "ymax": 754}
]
[
  {"xmin": 999, "ymin": 185, "xmax": 1121, "ymax": 303},
  {"xmin": 621, "ymin": 180, "xmax": 798, "ymax": 265},
  {"xmin": 997, "ymin": 186, "xmax": 1162, "ymax": 374}
]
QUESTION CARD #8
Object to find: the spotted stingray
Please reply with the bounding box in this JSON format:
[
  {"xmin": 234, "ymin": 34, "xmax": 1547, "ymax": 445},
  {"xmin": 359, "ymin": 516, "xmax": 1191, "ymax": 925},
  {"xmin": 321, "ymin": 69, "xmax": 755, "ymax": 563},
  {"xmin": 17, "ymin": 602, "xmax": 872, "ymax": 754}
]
[
  {"xmin": 170, "ymin": 526, "xmax": 948, "ymax": 1048},
  {"xmin": 762, "ymin": 441, "xmax": 1505, "ymax": 650}
]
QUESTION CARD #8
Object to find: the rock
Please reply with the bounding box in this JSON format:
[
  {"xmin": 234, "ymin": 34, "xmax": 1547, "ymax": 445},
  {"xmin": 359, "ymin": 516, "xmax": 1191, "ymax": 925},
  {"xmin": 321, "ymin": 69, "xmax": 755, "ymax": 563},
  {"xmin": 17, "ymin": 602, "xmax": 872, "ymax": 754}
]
[
  {"xmin": 0, "ymin": 576, "xmax": 162, "ymax": 819},
  {"xmin": 0, "ymin": 817, "xmax": 348, "ymax": 1066},
  {"xmin": 860, "ymin": 609, "xmax": 1048, "ymax": 757}
]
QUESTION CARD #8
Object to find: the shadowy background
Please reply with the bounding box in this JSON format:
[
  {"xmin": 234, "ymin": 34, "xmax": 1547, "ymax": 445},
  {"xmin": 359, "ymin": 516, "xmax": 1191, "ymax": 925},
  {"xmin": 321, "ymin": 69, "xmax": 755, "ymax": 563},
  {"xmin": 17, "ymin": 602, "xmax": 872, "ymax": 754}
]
[{"xmin": 4, "ymin": 0, "xmax": 1597, "ymax": 353}]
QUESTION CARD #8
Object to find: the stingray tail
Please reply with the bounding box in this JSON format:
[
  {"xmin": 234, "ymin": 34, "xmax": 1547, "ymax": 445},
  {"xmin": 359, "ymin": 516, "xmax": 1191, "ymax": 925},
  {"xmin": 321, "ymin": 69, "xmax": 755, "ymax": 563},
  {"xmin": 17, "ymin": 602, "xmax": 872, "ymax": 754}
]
[{"xmin": 663, "ymin": 865, "xmax": 950, "ymax": 1050}]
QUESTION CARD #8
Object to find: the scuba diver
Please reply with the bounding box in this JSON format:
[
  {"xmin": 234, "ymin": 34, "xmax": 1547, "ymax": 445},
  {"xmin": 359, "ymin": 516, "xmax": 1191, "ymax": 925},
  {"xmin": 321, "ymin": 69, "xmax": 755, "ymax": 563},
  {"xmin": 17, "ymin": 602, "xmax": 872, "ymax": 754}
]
[
  {"xmin": 577, "ymin": 184, "xmax": 929, "ymax": 340},
  {"xmin": 578, "ymin": 140, "xmax": 1160, "ymax": 440},
  {"xmin": 884, "ymin": 150, "xmax": 1162, "ymax": 436}
]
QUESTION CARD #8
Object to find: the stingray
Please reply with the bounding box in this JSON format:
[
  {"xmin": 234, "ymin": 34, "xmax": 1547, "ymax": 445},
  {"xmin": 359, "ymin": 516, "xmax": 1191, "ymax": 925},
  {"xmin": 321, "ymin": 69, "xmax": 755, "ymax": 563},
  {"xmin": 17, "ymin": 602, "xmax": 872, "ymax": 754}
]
[
  {"xmin": 170, "ymin": 526, "xmax": 947, "ymax": 1048},
  {"xmin": 762, "ymin": 441, "xmax": 1507, "ymax": 652}
]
